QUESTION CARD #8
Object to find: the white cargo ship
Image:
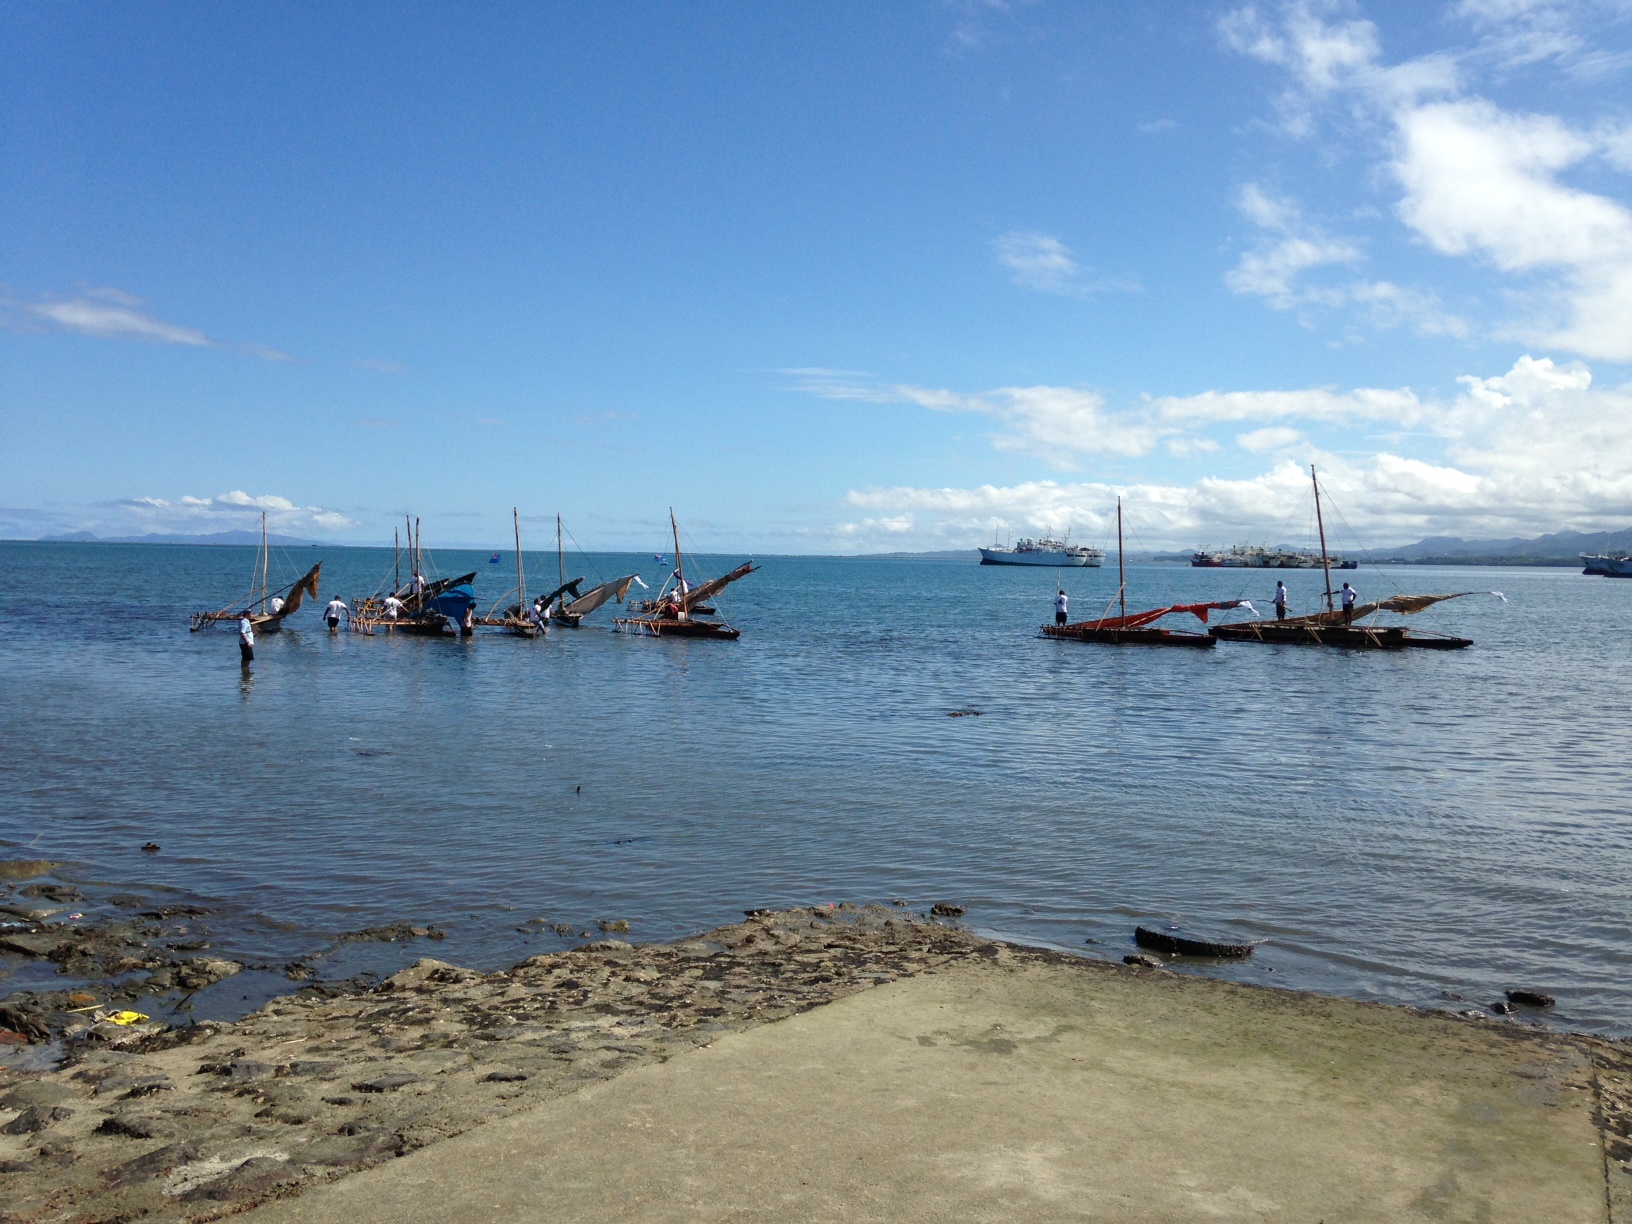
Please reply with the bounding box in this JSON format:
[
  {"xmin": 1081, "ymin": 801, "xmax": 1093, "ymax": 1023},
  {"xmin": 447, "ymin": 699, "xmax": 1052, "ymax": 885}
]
[
  {"xmin": 979, "ymin": 537, "xmax": 1104, "ymax": 567},
  {"xmin": 1582, "ymin": 553, "xmax": 1632, "ymax": 577}
]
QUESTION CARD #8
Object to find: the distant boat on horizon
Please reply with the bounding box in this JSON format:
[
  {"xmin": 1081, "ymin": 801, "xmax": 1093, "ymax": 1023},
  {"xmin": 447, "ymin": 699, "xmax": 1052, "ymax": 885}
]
[{"xmin": 979, "ymin": 535, "xmax": 1103, "ymax": 567}]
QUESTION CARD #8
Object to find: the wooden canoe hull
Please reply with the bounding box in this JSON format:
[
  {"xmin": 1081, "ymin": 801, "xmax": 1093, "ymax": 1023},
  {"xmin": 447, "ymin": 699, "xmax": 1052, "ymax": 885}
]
[
  {"xmin": 1042, "ymin": 625, "xmax": 1215, "ymax": 648},
  {"xmin": 1209, "ymin": 622, "xmax": 1409, "ymax": 650},
  {"xmin": 615, "ymin": 617, "xmax": 740, "ymax": 640}
]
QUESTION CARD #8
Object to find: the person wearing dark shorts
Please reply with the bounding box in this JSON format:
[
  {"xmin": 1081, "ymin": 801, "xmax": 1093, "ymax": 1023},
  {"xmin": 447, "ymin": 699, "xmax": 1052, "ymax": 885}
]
[
  {"xmin": 324, "ymin": 595, "xmax": 347, "ymax": 633},
  {"xmin": 1340, "ymin": 582, "xmax": 1357, "ymax": 625},
  {"xmin": 1274, "ymin": 580, "xmax": 1288, "ymax": 621},
  {"xmin": 238, "ymin": 613, "xmax": 255, "ymax": 665},
  {"xmin": 1054, "ymin": 589, "xmax": 1069, "ymax": 625}
]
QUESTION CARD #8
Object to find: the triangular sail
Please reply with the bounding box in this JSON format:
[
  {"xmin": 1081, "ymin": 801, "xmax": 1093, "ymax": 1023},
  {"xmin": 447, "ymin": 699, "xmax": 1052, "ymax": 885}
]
[
  {"xmin": 1284, "ymin": 591, "xmax": 1504, "ymax": 625},
  {"xmin": 563, "ymin": 574, "xmax": 640, "ymax": 618},
  {"xmin": 674, "ymin": 561, "xmax": 757, "ymax": 611},
  {"xmin": 269, "ymin": 564, "xmax": 321, "ymax": 619}
]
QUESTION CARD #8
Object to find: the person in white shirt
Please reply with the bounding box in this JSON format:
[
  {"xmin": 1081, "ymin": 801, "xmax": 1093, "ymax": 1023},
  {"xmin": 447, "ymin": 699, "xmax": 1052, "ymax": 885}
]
[
  {"xmin": 238, "ymin": 614, "xmax": 255, "ymax": 665},
  {"xmin": 1273, "ymin": 581, "xmax": 1288, "ymax": 621},
  {"xmin": 268, "ymin": 595, "xmax": 285, "ymax": 615},
  {"xmin": 1340, "ymin": 582, "xmax": 1357, "ymax": 625},
  {"xmin": 1054, "ymin": 589, "xmax": 1069, "ymax": 626},
  {"xmin": 409, "ymin": 571, "xmax": 426, "ymax": 599},
  {"xmin": 383, "ymin": 595, "xmax": 405, "ymax": 621},
  {"xmin": 530, "ymin": 599, "xmax": 550, "ymax": 632},
  {"xmin": 324, "ymin": 596, "xmax": 347, "ymax": 633}
]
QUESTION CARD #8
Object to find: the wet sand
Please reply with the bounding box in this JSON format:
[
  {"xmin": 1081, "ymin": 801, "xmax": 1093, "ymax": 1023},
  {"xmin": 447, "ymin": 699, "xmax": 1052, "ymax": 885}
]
[{"xmin": 1, "ymin": 904, "xmax": 1629, "ymax": 1222}]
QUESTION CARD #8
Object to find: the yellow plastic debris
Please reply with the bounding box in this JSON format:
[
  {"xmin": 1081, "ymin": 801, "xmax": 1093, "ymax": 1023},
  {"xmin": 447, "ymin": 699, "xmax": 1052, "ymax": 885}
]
[{"xmin": 107, "ymin": 1011, "xmax": 149, "ymax": 1026}]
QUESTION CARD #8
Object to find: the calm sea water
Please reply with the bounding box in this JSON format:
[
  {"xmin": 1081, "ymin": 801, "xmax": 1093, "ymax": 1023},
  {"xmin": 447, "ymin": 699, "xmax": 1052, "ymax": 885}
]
[{"xmin": 1, "ymin": 540, "xmax": 1629, "ymax": 1033}]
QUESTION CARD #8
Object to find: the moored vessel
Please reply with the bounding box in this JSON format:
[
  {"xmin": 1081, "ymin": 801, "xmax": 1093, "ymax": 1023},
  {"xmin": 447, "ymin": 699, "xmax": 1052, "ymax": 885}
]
[
  {"xmin": 1043, "ymin": 499, "xmax": 1249, "ymax": 648},
  {"xmin": 980, "ymin": 536, "xmax": 1103, "ymax": 567},
  {"xmin": 615, "ymin": 510, "xmax": 755, "ymax": 639},
  {"xmin": 1207, "ymin": 467, "xmax": 1494, "ymax": 650},
  {"xmin": 1581, "ymin": 554, "xmax": 1632, "ymax": 577},
  {"xmin": 189, "ymin": 511, "xmax": 321, "ymax": 634}
]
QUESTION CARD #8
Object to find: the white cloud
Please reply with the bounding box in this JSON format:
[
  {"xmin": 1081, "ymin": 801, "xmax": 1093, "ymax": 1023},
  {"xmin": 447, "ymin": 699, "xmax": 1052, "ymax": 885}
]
[
  {"xmin": 3, "ymin": 288, "xmax": 293, "ymax": 361},
  {"xmin": 1226, "ymin": 185, "xmax": 1470, "ymax": 335},
  {"xmin": 819, "ymin": 355, "xmax": 1632, "ymax": 550},
  {"xmin": 994, "ymin": 230, "xmax": 1136, "ymax": 297},
  {"xmin": 1393, "ymin": 98, "xmax": 1632, "ymax": 359},
  {"xmin": 1236, "ymin": 425, "xmax": 1306, "ymax": 452},
  {"xmin": 30, "ymin": 294, "xmax": 211, "ymax": 347},
  {"xmin": 111, "ymin": 491, "xmax": 359, "ymax": 534},
  {"xmin": 1226, "ymin": 185, "xmax": 1363, "ymax": 304},
  {"xmin": 1222, "ymin": 3, "xmax": 1632, "ymax": 360}
]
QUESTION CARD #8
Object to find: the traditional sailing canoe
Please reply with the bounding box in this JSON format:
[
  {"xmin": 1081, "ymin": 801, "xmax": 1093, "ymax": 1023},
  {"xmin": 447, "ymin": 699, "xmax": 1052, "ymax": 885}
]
[
  {"xmin": 1207, "ymin": 467, "xmax": 1491, "ymax": 650},
  {"xmin": 1042, "ymin": 498, "xmax": 1247, "ymax": 648},
  {"xmin": 615, "ymin": 511, "xmax": 754, "ymax": 640},
  {"xmin": 189, "ymin": 512, "xmax": 321, "ymax": 633}
]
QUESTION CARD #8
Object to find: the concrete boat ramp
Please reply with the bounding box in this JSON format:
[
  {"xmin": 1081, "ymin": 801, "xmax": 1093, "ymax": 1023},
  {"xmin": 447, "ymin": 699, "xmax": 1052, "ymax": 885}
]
[{"xmin": 243, "ymin": 946, "xmax": 1628, "ymax": 1224}]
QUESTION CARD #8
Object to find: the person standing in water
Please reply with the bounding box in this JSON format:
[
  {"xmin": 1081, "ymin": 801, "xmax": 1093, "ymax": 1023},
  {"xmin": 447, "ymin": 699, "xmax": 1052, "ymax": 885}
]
[
  {"xmin": 1340, "ymin": 582, "xmax": 1357, "ymax": 625},
  {"xmin": 324, "ymin": 595, "xmax": 347, "ymax": 633},
  {"xmin": 1054, "ymin": 588, "xmax": 1069, "ymax": 626},
  {"xmin": 1273, "ymin": 581, "xmax": 1288, "ymax": 621},
  {"xmin": 238, "ymin": 613, "xmax": 255, "ymax": 665}
]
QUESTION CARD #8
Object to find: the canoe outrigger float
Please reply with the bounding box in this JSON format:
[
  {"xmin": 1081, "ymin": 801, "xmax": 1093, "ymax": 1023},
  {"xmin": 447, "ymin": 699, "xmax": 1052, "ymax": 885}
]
[
  {"xmin": 1207, "ymin": 465, "xmax": 1496, "ymax": 650},
  {"xmin": 1042, "ymin": 498, "xmax": 1250, "ymax": 648},
  {"xmin": 615, "ymin": 509, "xmax": 755, "ymax": 640},
  {"xmin": 189, "ymin": 511, "xmax": 320, "ymax": 634}
]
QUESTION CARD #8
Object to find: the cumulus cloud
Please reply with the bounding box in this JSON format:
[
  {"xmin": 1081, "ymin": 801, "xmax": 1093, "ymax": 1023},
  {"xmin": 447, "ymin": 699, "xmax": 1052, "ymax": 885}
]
[
  {"xmin": 1393, "ymin": 98, "xmax": 1632, "ymax": 359},
  {"xmin": 994, "ymin": 231, "xmax": 1137, "ymax": 297},
  {"xmin": 2, "ymin": 287, "xmax": 293, "ymax": 361},
  {"xmin": 820, "ymin": 355, "xmax": 1632, "ymax": 550},
  {"xmin": 111, "ymin": 491, "xmax": 359, "ymax": 534},
  {"xmin": 1226, "ymin": 184, "xmax": 1469, "ymax": 335},
  {"xmin": 1222, "ymin": 1, "xmax": 1632, "ymax": 360}
]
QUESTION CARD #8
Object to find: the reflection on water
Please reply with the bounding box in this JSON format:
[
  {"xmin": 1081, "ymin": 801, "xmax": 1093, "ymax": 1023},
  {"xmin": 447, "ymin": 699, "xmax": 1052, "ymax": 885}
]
[{"xmin": 1, "ymin": 541, "xmax": 1629, "ymax": 1032}]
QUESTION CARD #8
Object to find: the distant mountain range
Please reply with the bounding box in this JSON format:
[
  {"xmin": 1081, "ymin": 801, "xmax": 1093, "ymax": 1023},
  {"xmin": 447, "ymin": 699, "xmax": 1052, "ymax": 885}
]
[
  {"xmin": 1356, "ymin": 529, "xmax": 1632, "ymax": 566},
  {"xmin": 1155, "ymin": 529, "xmax": 1632, "ymax": 566},
  {"xmin": 40, "ymin": 530, "xmax": 321, "ymax": 547}
]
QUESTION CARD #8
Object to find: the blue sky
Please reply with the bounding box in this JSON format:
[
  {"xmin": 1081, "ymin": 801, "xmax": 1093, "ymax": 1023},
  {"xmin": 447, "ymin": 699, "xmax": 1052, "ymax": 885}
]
[{"xmin": 4, "ymin": 0, "xmax": 1631, "ymax": 553}]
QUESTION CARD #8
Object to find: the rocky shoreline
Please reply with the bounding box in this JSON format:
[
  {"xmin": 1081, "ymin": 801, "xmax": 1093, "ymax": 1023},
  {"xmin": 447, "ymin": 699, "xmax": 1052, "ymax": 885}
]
[
  {"xmin": 3, "ymin": 873, "xmax": 1632, "ymax": 1223},
  {"xmin": 0, "ymin": 899, "xmax": 1001, "ymax": 1222}
]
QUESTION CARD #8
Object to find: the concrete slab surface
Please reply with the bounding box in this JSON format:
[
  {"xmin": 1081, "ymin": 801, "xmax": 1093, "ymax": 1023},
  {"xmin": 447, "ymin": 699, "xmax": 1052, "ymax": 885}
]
[{"xmin": 244, "ymin": 954, "xmax": 1611, "ymax": 1223}]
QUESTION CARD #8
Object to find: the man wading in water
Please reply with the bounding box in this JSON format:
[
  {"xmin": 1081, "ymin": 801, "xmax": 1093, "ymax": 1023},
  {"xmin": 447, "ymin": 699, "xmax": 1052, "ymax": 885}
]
[
  {"xmin": 238, "ymin": 613, "xmax": 255, "ymax": 666},
  {"xmin": 324, "ymin": 595, "xmax": 347, "ymax": 633},
  {"xmin": 1055, "ymin": 588, "xmax": 1069, "ymax": 626}
]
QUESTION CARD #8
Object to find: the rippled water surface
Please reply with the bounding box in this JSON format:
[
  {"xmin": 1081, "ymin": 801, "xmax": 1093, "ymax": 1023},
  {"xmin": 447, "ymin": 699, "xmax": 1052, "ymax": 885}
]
[{"xmin": 2, "ymin": 540, "xmax": 1629, "ymax": 1032}]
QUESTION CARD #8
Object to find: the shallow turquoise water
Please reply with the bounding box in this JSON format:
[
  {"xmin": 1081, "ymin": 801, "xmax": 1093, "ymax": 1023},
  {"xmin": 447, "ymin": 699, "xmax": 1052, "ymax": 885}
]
[{"xmin": 1, "ymin": 540, "xmax": 1628, "ymax": 1032}]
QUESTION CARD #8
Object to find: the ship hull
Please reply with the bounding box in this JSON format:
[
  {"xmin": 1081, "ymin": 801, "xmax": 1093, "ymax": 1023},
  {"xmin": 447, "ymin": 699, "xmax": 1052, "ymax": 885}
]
[
  {"xmin": 1582, "ymin": 554, "xmax": 1632, "ymax": 576},
  {"xmin": 979, "ymin": 547, "xmax": 1102, "ymax": 567},
  {"xmin": 1043, "ymin": 624, "xmax": 1215, "ymax": 648},
  {"xmin": 1209, "ymin": 622, "xmax": 1409, "ymax": 650}
]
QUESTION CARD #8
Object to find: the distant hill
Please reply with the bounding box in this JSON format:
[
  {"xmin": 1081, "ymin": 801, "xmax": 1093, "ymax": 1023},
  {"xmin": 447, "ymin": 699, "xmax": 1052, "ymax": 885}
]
[
  {"xmin": 40, "ymin": 530, "xmax": 321, "ymax": 547},
  {"xmin": 1357, "ymin": 528, "xmax": 1632, "ymax": 566}
]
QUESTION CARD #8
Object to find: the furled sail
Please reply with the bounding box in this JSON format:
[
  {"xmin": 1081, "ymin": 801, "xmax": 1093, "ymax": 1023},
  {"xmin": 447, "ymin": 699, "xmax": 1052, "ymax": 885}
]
[
  {"xmin": 674, "ymin": 561, "xmax": 757, "ymax": 612},
  {"xmin": 1286, "ymin": 591, "xmax": 1505, "ymax": 624},
  {"xmin": 270, "ymin": 563, "xmax": 322, "ymax": 619},
  {"xmin": 563, "ymin": 574, "xmax": 640, "ymax": 618}
]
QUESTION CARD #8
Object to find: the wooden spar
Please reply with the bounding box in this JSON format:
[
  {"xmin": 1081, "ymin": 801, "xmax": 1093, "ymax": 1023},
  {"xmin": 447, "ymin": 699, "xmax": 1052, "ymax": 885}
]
[
  {"xmin": 514, "ymin": 508, "xmax": 525, "ymax": 609},
  {"xmin": 258, "ymin": 512, "xmax": 270, "ymax": 613},
  {"xmin": 557, "ymin": 513, "xmax": 565, "ymax": 587},
  {"xmin": 393, "ymin": 526, "xmax": 401, "ymax": 592},
  {"xmin": 670, "ymin": 508, "xmax": 684, "ymax": 620},
  {"xmin": 1312, "ymin": 464, "xmax": 1335, "ymax": 614},
  {"xmin": 1117, "ymin": 496, "xmax": 1126, "ymax": 623}
]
